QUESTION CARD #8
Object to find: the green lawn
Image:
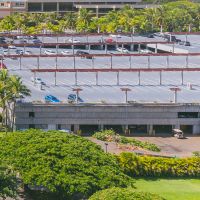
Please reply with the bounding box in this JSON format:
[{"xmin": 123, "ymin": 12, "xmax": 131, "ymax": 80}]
[{"xmin": 135, "ymin": 178, "xmax": 200, "ymax": 200}]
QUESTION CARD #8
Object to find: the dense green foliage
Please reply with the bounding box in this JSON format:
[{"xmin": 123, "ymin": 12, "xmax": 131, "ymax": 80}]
[
  {"xmin": 118, "ymin": 152, "xmax": 200, "ymax": 177},
  {"xmin": 89, "ymin": 187, "xmax": 165, "ymax": 200},
  {"xmin": 0, "ymin": 1, "xmax": 199, "ymax": 33},
  {"xmin": 0, "ymin": 130, "xmax": 133, "ymax": 199},
  {"xmin": 93, "ymin": 130, "xmax": 160, "ymax": 152},
  {"xmin": 0, "ymin": 69, "xmax": 30, "ymax": 131},
  {"xmin": 0, "ymin": 164, "xmax": 18, "ymax": 199}
]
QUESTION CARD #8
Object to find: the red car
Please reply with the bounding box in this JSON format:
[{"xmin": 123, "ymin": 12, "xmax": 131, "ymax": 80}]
[{"xmin": 105, "ymin": 38, "xmax": 115, "ymax": 43}]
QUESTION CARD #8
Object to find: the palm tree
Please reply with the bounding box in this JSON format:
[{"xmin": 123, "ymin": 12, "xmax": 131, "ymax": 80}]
[{"xmin": 8, "ymin": 75, "xmax": 31, "ymax": 131}]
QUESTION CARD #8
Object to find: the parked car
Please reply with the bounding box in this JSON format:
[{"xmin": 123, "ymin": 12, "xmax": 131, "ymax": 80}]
[
  {"xmin": 31, "ymin": 77, "xmax": 45, "ymax": 85},
  {"xmin": 16, "ymin": 49, "xmax": 23, "ymax": 55},
  {"xmin": 76, "ymin": 50, "xmax": 92, "ymax": 59},
  {"xmin": 105, "ymin": 38, "xmax": 115, "ymax": 43},
  {"xmin": 147, "ymin": 34, "xmax": 154, "ymax": 38},
  {"xmin": 140, "ymin": 49, "xmax": 153, "ymax": 54},
  {"xmin": 61, "ymin": 50, "xmax": 70, "ymax": 55},
  {"xmin": 32, "ymin": 39, "xmax": 42, "ymax": 44},
  {"xmin": 68, "ymin": 38, "xmax": 80, "ymax": 43},
  {"xmin": 8, "ymin": 45, "xmax": 16, "ymax": 49},
  {"xmin": 179, "ymin": 41, "xmax": 191, "ymax": 46},
  {"xmin": 68, "ymin": 94, "xmax": 84, "ymax": 103},
  {"xmin": 116, "ymin": 47, "xmax": 129, "ymax": 53},
  {"xmin": 19, "ymin": 39, "xmax": 27, "ymax": 44},
  {"xmin": 44, "ymin": 50, "xmax": 56, "ymax": 55},
  {"xmin": 109, "ymin": 34, "xmax": 121, "ymax": 38},
  {"xmin": 45, "ymin": 95, "xmax": 60, "ymax": 103}
]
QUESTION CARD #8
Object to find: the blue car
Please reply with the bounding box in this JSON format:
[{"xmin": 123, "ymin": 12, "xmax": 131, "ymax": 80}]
[
  {"xmin": 45, "ymin": 95, "xmax": 60, "ymax": 103},
  {"xmin": 68, "ymin": 94, "xmax": 84, "ymax": 103}
]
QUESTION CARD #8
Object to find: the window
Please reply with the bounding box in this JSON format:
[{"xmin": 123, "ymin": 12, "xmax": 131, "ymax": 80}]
[
  {"xmin": 29, "ymin": 112, "xmax": 35, "ymax": 118},
  {"xmin": 57, "ymin": 124, "xmax": 61, "ymax": 130},
  {"xmin": 178, "ymin": 112, "xmax": 198, "ymax": 118},
  {"xmin": 29, "ymin": 124, "xmax": 35, "ymax": 129}
]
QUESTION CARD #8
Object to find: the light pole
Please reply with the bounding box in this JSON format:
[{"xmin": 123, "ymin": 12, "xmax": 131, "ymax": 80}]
[
  {"xmin": 104, "ymin": 142, "xmax": 108, "ymax": 153},
  {"xmin": 170, "ymin": 87, "xmax": 181, "ymax": 103},
  {"xmin": 73, "ymin": 88, "xmax": 83, "ymax": 104},
  {"xmin": 121, "ymin": 88, "xmax": 131, "ymax": 103}
]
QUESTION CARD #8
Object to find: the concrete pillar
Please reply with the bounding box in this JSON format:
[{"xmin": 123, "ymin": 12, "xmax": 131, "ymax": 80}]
[
  {"xmin": 147, "ymin": 56, "xmax": 150, "ymax": 68},
  {"xmin": 130, "ymin": 44, "xmax": 134, "ymax": 51},
  {"xmin": 100, "ymin": 45, "xmax": 104, "ymax": 50},
  {"xmin": 110, "ymin": 56, "xmax": 113, "ymax": 69},
  {"xmin": 172, "ymin": 43, "xmax": 175, "ymax": 53},
  {"xmin": 159, "ymin": 71, "xmax": 162, "ymax": 85},
  {"xmin": 37, "ymin": 57, "xmax": 40, "ymax": 69},
  {"xmin": 56, "ymin": 2, "xmax": 59, "ymax": 13},
  {"xmin": 138, "ymin": 71, "xmax": 141, "ymax": 85},
  {"xmin": 74, "ymin": 124, "xmax": 80, "ymax": 133},
  {"xmin": 155, "ymin": 43, "xmax": 158, "ymax": 53},
  {"xmin": 75, "ymin": 71, "xmax": 78, "ymax": 85},
  {"xmin": 181, "ymin": 71, "xmax": 184, "ymax": 85},
  {"xmin": 40, "ymin": 45, "xmax": 42, "ymax": 55},
  {"xmin": 92, "ymin": 57, "xmax": 94, "ymax": 69},
  {"xmin": 54, "ymin": 71, "xmax": 57, "ymax": 86},
  {"xmin": 129, "ymin": 56, "xmax": 132, "ymax": 69},
  {"xmin": 193, "ymin": 125, "xmax": 200, "ymax": 135},
  {"xmin": 72, "ymin": 44, "xmax": 75, "ymax": 55},
  {"xmin": 41, "ymin": 3, "xmax": 44, "ymax": 12},
  {"xmin": 96, "ymin": 6, "xmax": 99, "ymax": 18},
  {"xmin": 88, "ymin": 44, "xmax": 91, "ymax": 53},
  {"xmin": 148, "ymin": 125, "xmax": 154, "ymax": 136},
  {"xmin": 96, "ymin": 72, "xmax": 98, "ymax": 85},
  {"xmin": 186, "ymin": 55, "xmax": 189, "ymax": 68},
  {"xmin": 117, "ymin": 71, "xmax": 119, "ymax": 85},
  {"xmin": 99, "ymin": 124, "xmax": 104, "ymax": 131},
  {"xmin": 73, "ymin": 56, "xmax": 76, "ymax": 69},
  {"xmin": 33, "ymin": 71, "xmax": 36, "ymax": 86},
  {"xmin": 105, "ymin": 44, "xmax": 108, "ymax": 54},
  {"xmin": 138, "ymin": 44, "xmax": 141, "ymax": 52},
  {"xmin": 55, "ymin": 57, "xmax": 58, "ymax": 69},
  {"xmin": 166, "ymin": 55, "xmax": 169, "ymax": 67}
]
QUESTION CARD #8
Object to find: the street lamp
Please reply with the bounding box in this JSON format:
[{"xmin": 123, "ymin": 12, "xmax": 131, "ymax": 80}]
[
  {"xmin": 104, "ymin": 142, "xmax": 108, "ymax": 153},
  {"xmin": 121, "ymin": 88, "xmax": 131, "ymax": 103},
  {"xmin": 72, "ymin": 88, "xmax": 83, "ymax": 104},
  {"xmin": 170, "ymin": 87, "xmax": 181, "ymax": 103}
]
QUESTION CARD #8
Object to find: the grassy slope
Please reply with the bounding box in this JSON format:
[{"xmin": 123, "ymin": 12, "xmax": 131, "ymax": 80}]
[{"xmin": 135, "ymin": 178, "xmax": 200, "ymax": 200}]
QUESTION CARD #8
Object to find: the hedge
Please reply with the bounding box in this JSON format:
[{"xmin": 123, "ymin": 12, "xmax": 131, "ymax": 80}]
[
  {"xmin": 117, "ymin": 152, "xmax": 200, "ymax": 177},
  {"xmin": 89, "ymin": 187, "xmax": 165, "ymax": 200}
]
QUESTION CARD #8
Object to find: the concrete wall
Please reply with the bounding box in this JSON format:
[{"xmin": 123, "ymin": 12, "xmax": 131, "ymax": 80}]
[{"xmin": 14, "ymin": 103, "xmax": 200, "ymax": 135}]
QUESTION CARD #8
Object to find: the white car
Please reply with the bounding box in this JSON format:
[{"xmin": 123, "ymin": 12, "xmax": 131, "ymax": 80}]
[
  {"xmin": 8, "ymin": 45, "xmax": 16, "ymax": 49},
  {"xmin": 110, "ymin": 34, "xmax": 121, "ymax": 38},
  {"xmin": 24, "ymin": 50, "xmax": 32, "ymax": 55},
  {"xmin": 116, "ymin": 47, "xmax": 129, "ymax": 53},
  {"xmin": 61, "ymin": 50, "xmax": 70, "ymax": 55},
  {"xmin": 140, "ymin": 49, "xmax": 153, "ymax": 54},
  {"xmin": 31, "ymin": 77, "xmax": 45, "ymax": 85},
  {"xmin": 68, "ymin": 38, "xmax": 80, "ymax": 43},
  {"xmin": 44, "ymin": 50, "xmax": 56, "ymax": 55}
]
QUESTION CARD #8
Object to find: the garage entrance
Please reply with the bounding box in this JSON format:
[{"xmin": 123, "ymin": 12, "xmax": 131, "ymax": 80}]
[
  {"xmin": 180, "ymin": 125, "xmax": 193, "ymax": 134},
  {"xmin": 153, "ymin": 125, "xmax": 172, "ymax": 135},
  {"xmin": 79, "ymin": 125, "xmax": 99, "ymax": 136},
  {"xmin": 128, "ymin": 125, "xmax": 147, "ymax": 135},
  {"xmin": 104, "ymin": 125, "xmax": 123, "ymax": 134}
]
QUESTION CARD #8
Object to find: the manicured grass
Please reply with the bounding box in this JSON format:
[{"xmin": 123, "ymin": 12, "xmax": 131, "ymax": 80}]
[{"xmin": 135, "ymin": 178, "xmax": 200, "ymax": 200}]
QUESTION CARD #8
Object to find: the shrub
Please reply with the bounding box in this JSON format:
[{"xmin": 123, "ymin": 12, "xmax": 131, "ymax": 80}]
[
  {"xmin": 193, "ymin": 151, "xmax": 200, "ymax": 158},
  {"xmin": 92, "ymin": 129, "xmax": 116, "ymax": 141},
  {"xmin": 89, "ymin": 187, "xmax": 165, "ymax": 200},
  {"xmin": 117, "ymin": 152, "xmax": 200, "ymax": 177},
  {"xmin": 0, "ymin": 130, "xmax": 134, "ymax": 200},
  {"xmin": 93, "ymin": 130, "xmax": 161, "ymax": 152}
]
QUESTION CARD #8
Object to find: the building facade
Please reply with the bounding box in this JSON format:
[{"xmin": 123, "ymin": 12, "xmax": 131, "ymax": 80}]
[
  {"xmin": 14, "ymin": 102, "xmax": 200, "ymax": 135},
  {"xmin": 0, "ymin": 0, "xmax": 153, "ymax": 18}
]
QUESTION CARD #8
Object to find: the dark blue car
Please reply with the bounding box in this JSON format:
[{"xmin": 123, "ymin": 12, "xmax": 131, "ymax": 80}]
[
  {"xmin": 45, "ymin": 95, "xmax": 60, "ymax": 103},
  {"xmin": 68, "ymin": 94, "xmax": 84, "ymax": 103}
]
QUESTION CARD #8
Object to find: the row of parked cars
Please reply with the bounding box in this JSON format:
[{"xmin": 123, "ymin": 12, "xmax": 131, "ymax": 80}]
[
  {"xmin": 45, "ymin": 94, "xmax": 84, "ymax": 103},
  {"xmin": 153, "ymin": 32, "xmax": 191, "ymax": 46}
]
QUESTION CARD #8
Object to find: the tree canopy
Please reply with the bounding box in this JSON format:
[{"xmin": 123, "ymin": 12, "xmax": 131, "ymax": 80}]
[{"xmin": 0, "ymin": 130, "xmax": 133, "ymax": 199}]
